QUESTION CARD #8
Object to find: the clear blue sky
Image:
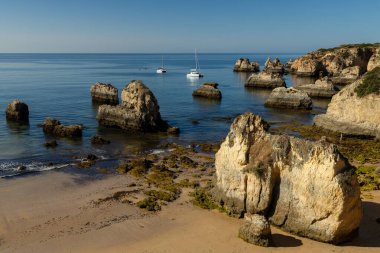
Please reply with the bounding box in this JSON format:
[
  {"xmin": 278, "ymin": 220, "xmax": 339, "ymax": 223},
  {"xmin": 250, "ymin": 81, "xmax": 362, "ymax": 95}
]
[{"xmin": 0, "ymin": 0, "xmax": 379, "ymax": 53}]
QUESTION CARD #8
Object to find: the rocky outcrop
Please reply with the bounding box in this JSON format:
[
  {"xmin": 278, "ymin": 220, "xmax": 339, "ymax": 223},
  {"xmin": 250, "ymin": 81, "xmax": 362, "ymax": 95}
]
[
  {"xmin": 97, "ymin": 80, "xmax": 169, "ymax": 132},
  {"xmin": 331, "ymin": 66, "xmax": 361, "ymax": 85},
  {"xmin": 284, "ymin": 59, "xmax": 295, "ymax": 73},
  {"xmin": 90, "ymin": 82, "xmax": 119, "ymax": 105},
  {"xmin": 265, "ymin": 87, "xmax": 312, "ymax": 109},
  {"xmin": 192, "ymin": 82, "xmax": 222, "ymax": 99},
  {"xmin": 367, "ymin": 48, "xmax": 380, "ymax": 71},
  {"xmin": 264, "ymin": 57, "xmax": 284, "ymax": 74},
  {"xmin": 213, "ymin": 113, "xmax": 362, "ymax": 244},
  {"xmin": 245, "ymin": 72, "xmax": 286, "ymax": 89},
  {"xmin": 5, "ymin": 100, "xmax": 29, "ymax": 122},
  {"xmin": 291, "ymin": 44, "xmax": 379, "ymax": 78},
  {"xmin": 233, "ymin": 58, "xmax": 260, "ymax": 72},
  {"xmin": 238, "ymin": 214, "xmax": 271, "ymax": 247},
  {"xmin": 314, "ymin": 69, "xmax": 380, "ymax": 138},
  {"xmin": 295, "ymin": 78, "xmax": 338, "ymax": 98},
  {"xmin": 42, "ymin": 118, "xmax": 82, "ymax": 137}
]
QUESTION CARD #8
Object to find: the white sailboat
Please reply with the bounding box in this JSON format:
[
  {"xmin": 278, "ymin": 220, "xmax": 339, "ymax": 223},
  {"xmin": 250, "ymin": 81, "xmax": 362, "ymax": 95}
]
[
  {"xmin": 156, "ymin": 56, "xmax": 167, "ymax": 74},
  {"xmin": 187, "ymin": 49, "xmax": 203, "ymax": 78}
]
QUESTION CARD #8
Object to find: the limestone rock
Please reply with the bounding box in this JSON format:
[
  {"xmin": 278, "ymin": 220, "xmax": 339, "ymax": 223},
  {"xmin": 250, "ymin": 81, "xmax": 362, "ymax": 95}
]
[
  {"xmin": 314, "ymin": 70, "xmax": 380, "ymax": 138},
  {"xmin": 5, "ymin": 100, "xmax": 29, "ymax": 122},
  {"xmin": 214, "ymin": 113, "xmax": 362, "ymax": 244},
  {"xmin": 367, "ymin": 48, "xmax": 380, "ymax": 71},
  {"xmin": 245, "ymin": 72, "xmax": 286, "ymax": 89},
  {"xmin": 291, "ymin": 45, "xmax": 377, "ymax": 77},
  {"xmin": 265, "ymin": 87, "xmax": 312, "ymax": 109},
  {"xmin": 192, "ymin": 82, "xmax": 222, "ymax": 99},
  {"xmin": 331, "ymin": 66, "xmax": 361, "ymax": 85},
  {"xmin": 238, "ymin": 214, "xmax": 271, "ymax": 247},
  {"xmin": 42, "ymin": 118, "xmax": 82, "ymax": 138},
  {"xmin": 91, "ymin": 135, "xmax": 110, "ymax": 145},
  {"xmin": 295, "ymin": 78, "xmax": 338, "ymax": 98},
  {"xmin": 233, "ymin": 58, "xmax": 260, "ymax": 72},
  {"xmin": 264, "ymin": 57, "xmax": 284, "ymax": 74},
  {"xmin": 90, "ymin": 82, "xmax": 118, "ymax": 105},
  {"xmin": 97, "ymin": 80, "xmax": 169, "ymax": 132}
]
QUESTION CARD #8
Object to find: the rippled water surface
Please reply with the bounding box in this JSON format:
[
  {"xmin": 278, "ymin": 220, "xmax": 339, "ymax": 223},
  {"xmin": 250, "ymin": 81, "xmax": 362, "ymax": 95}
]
[{"xmin": 0, "ymin": 53, "xmax": 326, "ymax": 177}]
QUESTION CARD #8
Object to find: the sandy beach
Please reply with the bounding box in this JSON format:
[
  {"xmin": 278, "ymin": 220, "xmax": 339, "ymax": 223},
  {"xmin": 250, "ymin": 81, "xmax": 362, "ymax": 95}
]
[{"xmin": 0, "ymin": 170, "xmax": 379, "ymax": 253}]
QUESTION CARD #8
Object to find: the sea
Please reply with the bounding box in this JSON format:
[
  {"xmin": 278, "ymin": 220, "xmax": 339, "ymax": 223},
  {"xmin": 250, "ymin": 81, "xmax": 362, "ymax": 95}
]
[{"xmin": 0, "ymin": 53, "xmax": 328, "ymax": 178}]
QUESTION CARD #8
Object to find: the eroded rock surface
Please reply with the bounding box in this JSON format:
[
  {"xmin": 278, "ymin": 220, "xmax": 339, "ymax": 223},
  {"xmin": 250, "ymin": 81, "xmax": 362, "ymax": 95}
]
[
  {"xmin": 5, "ymin": 100, "xmax": 29, "ymax": 122},
  {"xmin": 90, "ymin": 82, "xmax": 119, "ymax": 105},
  {"xmin": 233, "ymin": 58, "xmax": 260, "ymax": 72},
  {"xmin": 291, "ymin": 44, "xmax": 378, "ymax": 78},
  {"xmin": 97, "ymin": 80, "xmax": 169, "ymax": 132},
  {"xmin": 214, "ymin": 113, "xmax": 362, "ymax": 244},
  {"xmin": 238, "ymin": 214, "xmax": 271, "ymax": 247},
  {"xmin": 367, "ymin": 48, "xmax": 380, "ymax": 71},
  {"xmin": 314, "ymin": 70, "xmax": 380, "ymax": 138},
  {"xmin": 245, "ymin": 72, "xmax": 286, "ymax": 89},
  {"xmin": 192, "ymin": 82, "xmax": 222, "ymax": 99},
  {"xmin": 42, "ymin": 118, "xmax": 82, "ymax": 138},
  {"xmin": 331, "ymin": 66, "xmax": 361, "ymax": 85},
  {"xmin": 295, "ymin": 78, "xmax": 338, "ymax": 98},
  {"xmin": 265, "ymin": 87, "xmax": 312, "ymax": 109},
  {"xmin": 264, "ymin": 57, "xmax": 284, "ymax": 74}
]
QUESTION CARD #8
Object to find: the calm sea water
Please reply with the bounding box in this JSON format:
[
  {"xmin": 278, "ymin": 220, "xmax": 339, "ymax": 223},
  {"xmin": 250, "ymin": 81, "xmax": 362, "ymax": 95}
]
[{"xmin": 0, "ymin": 53, "xmax": 327, "ymax": 177}]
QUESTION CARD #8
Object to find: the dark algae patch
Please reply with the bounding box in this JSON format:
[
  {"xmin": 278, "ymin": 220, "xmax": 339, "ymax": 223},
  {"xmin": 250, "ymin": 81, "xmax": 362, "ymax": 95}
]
[{"xmin": 355, "ymin": 67, "xmax": 380, "ymax": 97}]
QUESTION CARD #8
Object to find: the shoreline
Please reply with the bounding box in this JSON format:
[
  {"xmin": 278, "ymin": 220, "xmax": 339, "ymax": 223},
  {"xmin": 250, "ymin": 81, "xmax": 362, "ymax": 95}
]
[{"xmin": 1, "ymin": 169, "xmax": 379, "ymax": 253}]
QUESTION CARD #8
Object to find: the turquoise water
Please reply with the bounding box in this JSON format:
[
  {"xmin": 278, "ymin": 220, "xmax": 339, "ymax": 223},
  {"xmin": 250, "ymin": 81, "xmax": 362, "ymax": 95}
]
[{"xmin": 0, "ymin": 53, "xmax": 326, "ymax": 177}]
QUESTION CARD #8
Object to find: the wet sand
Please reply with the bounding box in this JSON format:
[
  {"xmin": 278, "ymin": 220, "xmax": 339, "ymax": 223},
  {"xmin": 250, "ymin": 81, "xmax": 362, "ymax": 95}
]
[{"xmin": 0, "ymin": 171, "xmax": 379, "ymax": 253}]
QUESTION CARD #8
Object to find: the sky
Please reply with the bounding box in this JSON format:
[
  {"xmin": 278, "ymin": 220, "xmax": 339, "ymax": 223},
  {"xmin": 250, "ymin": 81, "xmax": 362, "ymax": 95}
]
[{"xmin": 0, "ymin": 0, "xmax": 379, "ymax": 53}]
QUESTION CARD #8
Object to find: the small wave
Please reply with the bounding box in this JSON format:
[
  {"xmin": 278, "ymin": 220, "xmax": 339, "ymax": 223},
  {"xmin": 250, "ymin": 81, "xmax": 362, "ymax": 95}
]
[{"xmin": 0, "ymin": 161, "xmax": 72, "ymax": 178}]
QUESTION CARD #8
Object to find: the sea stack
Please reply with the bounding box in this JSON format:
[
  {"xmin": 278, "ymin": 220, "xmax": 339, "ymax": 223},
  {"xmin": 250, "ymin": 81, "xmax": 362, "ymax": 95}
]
[
  {"xmin": 233, "ymin": 58, "xmax": 260, "ymax": 72},
  {"xmin": 213, "ymin": 113, "xmax": 362, "ymax": 244},
  {"xmin": 90, "ymin": 82, "xmax": 119, "ymax": 105},
  {"xmin": 5, "ymin": 100, "xmax": 29, "ymax": 122},
  {"xmin": 192, "ymin": 82, "xmax": 222, "ymax": 99},
  {"xmin": 42, "ymin": 118, "xmax": 83, "ymax": 137},
  {"xmin": 264, "ymin": 87, "xmax": 312, "ymax": 110},
  {"xmin": 295, "ymin": 77, "xmax": 338, "ymax": 98},
  {"xmin": 245, "ymin": 72, "xmax": 286, "ymax": 89},
  {"xmin": 97, "ymin": 80, "xmax": 170, "ymax": 132}
]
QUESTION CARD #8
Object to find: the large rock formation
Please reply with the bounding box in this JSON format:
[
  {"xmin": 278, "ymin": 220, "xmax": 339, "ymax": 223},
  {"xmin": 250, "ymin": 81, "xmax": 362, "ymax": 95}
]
[
  {"xmin": 42, "ymin": 118, "xmax": 82, "ymax": 137},
  {"xmin": 245, "ymin": 72, "xmax": 286, "ymax": 89},
  {"xmin": 295, "ymin": 77, "xmax": 338, "ymax": 98},
  {"xmin": 97, "ymin": 80, "xmax": 169, "ymax": 132},
  {"xmin": 192, "ymin": 82, "xmax": 222, "ymax": 99},
  {"xmin": 90, "ymin": 82, "xmax": 119, "ymax": 105},
  {"xmin": 233, "ymin": 58, "xmax": 260, "ymax": 72},
  {"xmin": 367, "ymin": 48, "xmax": 380, "ymax": 71},
  {"xmin": 264, "ymin": 57, "xmax": 284, "ymax": 74},
  {"xmin": 291, "ymin": 44, "xmax": 379, "ymax": 80},
  {"xmin": 314, "ymin": 68, "xmax": 380, "ymax": 138},
  {"xmin": 5, "ymin": 100, "xmax": 29, "ymax": 122},
  {"xmin": 213, "ymin": 113, "xmax": 362, "ymax": 244},
  {"xmin": 265, "ymin": 87, "xmax": 312, "ymax": 109}
]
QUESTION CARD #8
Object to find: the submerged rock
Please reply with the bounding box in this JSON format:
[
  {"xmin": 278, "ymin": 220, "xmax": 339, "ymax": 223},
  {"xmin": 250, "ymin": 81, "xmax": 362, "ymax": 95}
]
[
  {"xmin": 213, "ymin": 113, "xmax": 362, "ymax": 244},
  {"xmin": 97, "ymin": 80, "xmax": 170, "ymax": 132},
  {"xmin": 90, "ymin": 135, "xmax": 110, "ymax": 145},
  {"xmin": 44, "ymin": 140, "xmax": 58, "ymax": 148},
  {"xmin": 238, "ymin": 214, "xmax": 271, "ymax": 247},
  {"xmin": 42, "ymin": 118, "xmax": 83, "ymax": 138},
  {"xmin": 314, "ymin": 68, "xmax": 380, "ymax": 138},
  {"xmin": 295, "ymin": 77, "xmax": 338, "ymax": 98},
  {"xmin": 5, "ymin": 100, "xmax": 29, "ymax": 122},
  {"xmin": 265, "ymin": 87, "xmax": 312, "ymax": 110},
  {"xmin": 233, "ymin": 58, "xmax": 260, "ymax": 72},
  {"xmin": 90, "ymin": 82, "xmax": 119, "ymax": 105},
  {"xmin": 245, "ymin": 72, "xmax": 286, "ymax": 89},
  {"xmin": 192, "ymin": 82, "xmax": 222, "ymax": 99}
]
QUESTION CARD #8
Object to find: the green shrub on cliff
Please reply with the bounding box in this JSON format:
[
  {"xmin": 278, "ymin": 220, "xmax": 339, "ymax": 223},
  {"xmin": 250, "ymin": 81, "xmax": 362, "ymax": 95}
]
[{"xmin": 355, "ymin": 67, "xmax": 380, "ymax": 97}]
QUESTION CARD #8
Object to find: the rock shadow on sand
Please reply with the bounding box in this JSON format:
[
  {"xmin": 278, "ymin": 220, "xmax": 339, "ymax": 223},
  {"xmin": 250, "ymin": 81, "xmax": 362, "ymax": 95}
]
[{"xmin": 270, "ymin": 233, "xmax": 303, "ymax": 247}]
